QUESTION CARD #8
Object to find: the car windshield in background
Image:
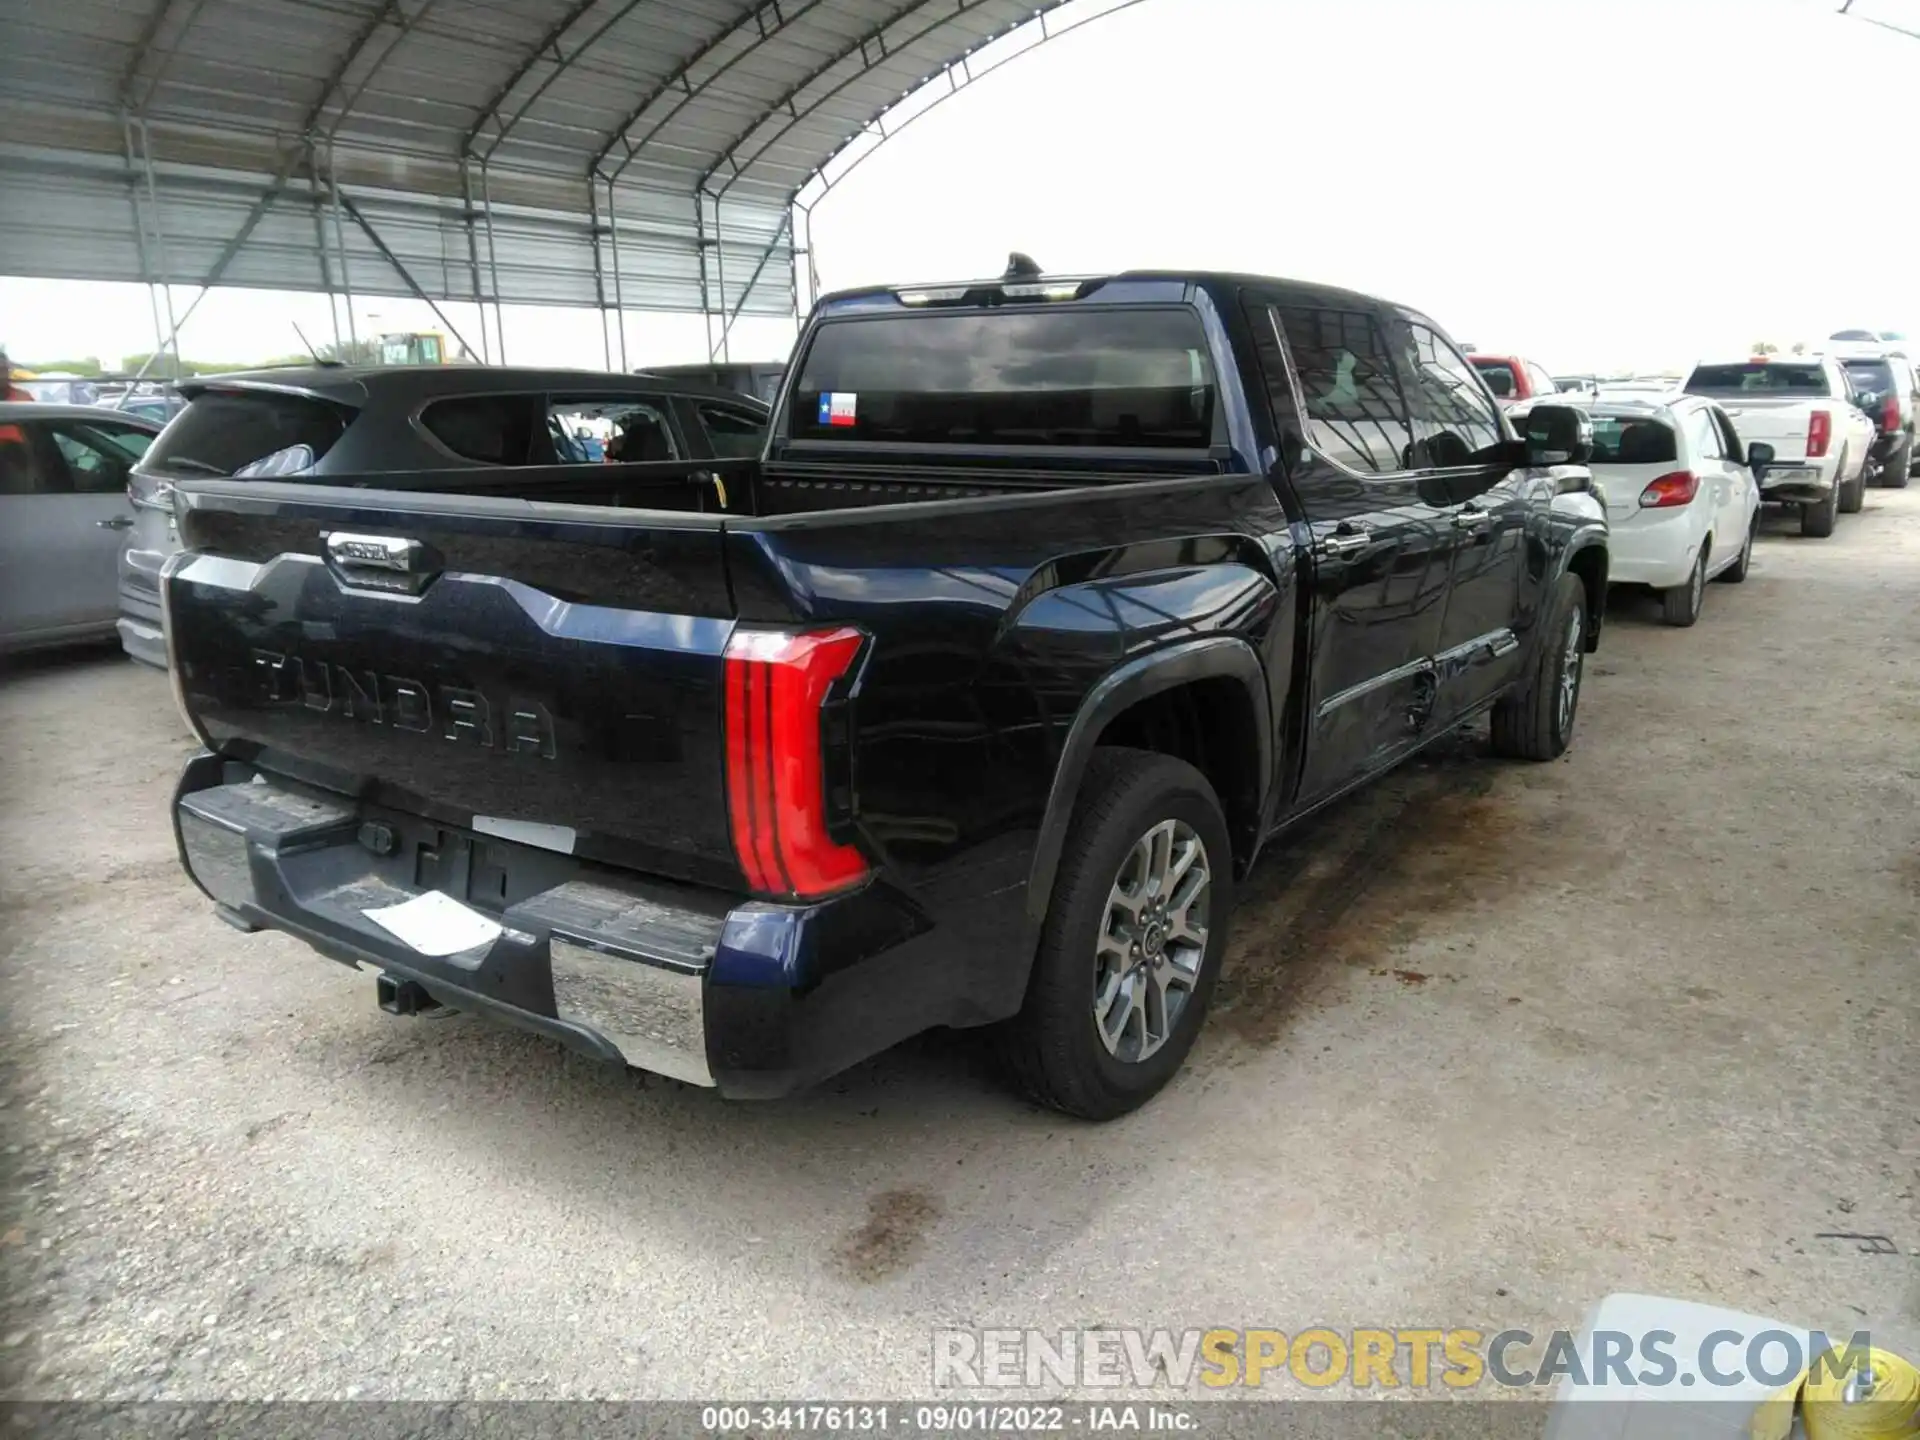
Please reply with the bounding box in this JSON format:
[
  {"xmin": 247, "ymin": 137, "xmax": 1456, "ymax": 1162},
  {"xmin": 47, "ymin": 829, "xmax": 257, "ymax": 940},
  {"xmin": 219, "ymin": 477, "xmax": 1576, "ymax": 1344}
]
[
  {"xmin": 1470, "ymin": 359, "xmax": 1518, "ymax": 397},
  {"xmin": 1584, "ymin": 414, "xmax": 1678, "ymax": 466},
  {"xmin": 1841, "ymin": 360, "xmax": 1895, "ymax": 399},
  {"xmin": 141, "ymin": 388, "xmax": 353, "ymax": 477},
  {"xmin": 1684, "ymin": 363, "xmax": 1829, "ymax": 396},
  {"xmin": 787, "ymin": 307, "xmax": 1216, "ymax": 448}
]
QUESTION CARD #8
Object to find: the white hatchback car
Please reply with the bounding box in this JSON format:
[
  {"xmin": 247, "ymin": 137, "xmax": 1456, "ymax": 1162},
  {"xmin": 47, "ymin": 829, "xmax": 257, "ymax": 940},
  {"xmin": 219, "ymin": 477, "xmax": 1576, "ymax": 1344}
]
[{"xmin": 1522, "ymin": 394, "xmax": 1762, "ymax": 627}]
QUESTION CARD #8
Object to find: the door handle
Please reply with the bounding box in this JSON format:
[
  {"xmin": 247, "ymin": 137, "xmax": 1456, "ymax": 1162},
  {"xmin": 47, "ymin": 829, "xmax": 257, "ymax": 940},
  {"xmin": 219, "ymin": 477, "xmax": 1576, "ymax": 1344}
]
[
  {"xmin": 1452, "ymin": 506, "xmax": 1491, "ymax": 531},
  {"xmin": 96, "ymin": 515, "xmax": 135, "ymax": 531},
  {"xmin": 1316, "ymin": 527, "xmax": 1372, "ymax": 557}
]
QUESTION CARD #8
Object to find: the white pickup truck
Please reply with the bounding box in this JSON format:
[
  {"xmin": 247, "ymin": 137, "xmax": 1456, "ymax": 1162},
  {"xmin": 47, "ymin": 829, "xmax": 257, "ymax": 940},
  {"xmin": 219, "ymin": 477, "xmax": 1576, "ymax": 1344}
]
[{"xmin": 1680, "ymin": 355, "xmax": 1874, "ymax": 537}]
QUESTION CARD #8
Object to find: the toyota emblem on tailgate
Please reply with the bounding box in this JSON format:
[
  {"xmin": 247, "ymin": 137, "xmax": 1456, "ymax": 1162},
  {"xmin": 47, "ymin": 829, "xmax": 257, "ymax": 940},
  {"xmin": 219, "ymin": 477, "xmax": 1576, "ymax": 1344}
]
[{"xmin": 326, "ymin": 532, "xmax": 426, "ymax": 572}]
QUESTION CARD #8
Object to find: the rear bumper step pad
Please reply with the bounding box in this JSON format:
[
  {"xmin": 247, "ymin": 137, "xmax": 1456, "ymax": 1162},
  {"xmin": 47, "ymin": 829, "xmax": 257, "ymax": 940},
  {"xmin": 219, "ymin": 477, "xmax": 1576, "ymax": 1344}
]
[{"xmin": 176, "ymin": 770, "xmax": 723, "ymax": 1085}]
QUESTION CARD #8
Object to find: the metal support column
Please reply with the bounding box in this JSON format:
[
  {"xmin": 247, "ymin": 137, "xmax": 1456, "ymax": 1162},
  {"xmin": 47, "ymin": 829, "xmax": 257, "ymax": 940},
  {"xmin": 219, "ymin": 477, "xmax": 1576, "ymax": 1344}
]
[
  {"xmin": 304, "ymin": 147, "xmax": 343, "ymax": 349},
  {"xmin": 695, "ymin": 191, "xmax": 715, "ymax": 361},
  {"xmin": 606, "ymin": 175, "xmax": 628, "ymax": 371},
  {"xmin": 459, "ymin": 159, "xmax": 491, "ymax": 362},
  {"xmin": 587, "ymin": 175, "xmax": 611, "ymax": 371},
  {"xmin": 788, "ymin": 199, "xmax": 805, "ymax": 322},
  {"xmin": 134, "ymin": 120, "xmax": 181, "ymax": 367},
  {"xmin": 712, "ymin": 194, "xmax": 730, "ymax": 364},
  {"xmin": 120, "ymin": 116, "xmax": 166, "ymax": 369},
  {"xmin": 326, "ymin": 150, "xmax": 358, "ymax": 349},
  {"xmin": 479, "ymin": 159, "xmax": 506, "ymax": 362},
  {"xmin": 792, "ymin": 198, "xmax": 819, "ymax": 317}
]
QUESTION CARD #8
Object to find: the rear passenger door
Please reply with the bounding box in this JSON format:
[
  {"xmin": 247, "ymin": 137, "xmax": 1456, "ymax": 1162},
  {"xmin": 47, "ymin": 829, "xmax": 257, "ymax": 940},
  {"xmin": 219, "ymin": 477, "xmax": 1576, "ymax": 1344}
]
[
  {"xmin": 1251, "ymin": 294, "xmax": 1460, "ymax": 806},
  {"xmin": 1400, "ymin": 318, "xmax": 1532, "ymax": 722},
  {"xmin": 681, "ymin": 398, "xmax": 768, "ymax": 460}
]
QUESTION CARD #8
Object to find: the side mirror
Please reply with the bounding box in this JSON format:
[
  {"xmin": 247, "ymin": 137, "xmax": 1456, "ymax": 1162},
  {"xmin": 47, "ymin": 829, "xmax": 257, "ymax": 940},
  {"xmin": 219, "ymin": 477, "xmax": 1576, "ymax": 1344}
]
[
  {"xmin": 1748, "ymin": 441, "xmax": 1774, "ymax": 480},
  {"xmin": 1517, "ymin": 403, "xmax": 1593, "ymax": 466}
]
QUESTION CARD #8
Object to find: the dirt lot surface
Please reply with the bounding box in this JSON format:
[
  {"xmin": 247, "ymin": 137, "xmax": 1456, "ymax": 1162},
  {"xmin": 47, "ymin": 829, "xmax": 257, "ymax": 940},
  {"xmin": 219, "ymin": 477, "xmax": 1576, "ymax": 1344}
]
[{"xmin": 2, "ymin": 494, "xmax": 1916, "ymax": 1404}]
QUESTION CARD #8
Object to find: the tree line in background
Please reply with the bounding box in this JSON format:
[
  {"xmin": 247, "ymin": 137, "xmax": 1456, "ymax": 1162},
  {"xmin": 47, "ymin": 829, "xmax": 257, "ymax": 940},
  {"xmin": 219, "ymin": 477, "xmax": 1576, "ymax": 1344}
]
[{"xmin": 14, "ymin": 338, "xmax": 383, "ymax": 377}]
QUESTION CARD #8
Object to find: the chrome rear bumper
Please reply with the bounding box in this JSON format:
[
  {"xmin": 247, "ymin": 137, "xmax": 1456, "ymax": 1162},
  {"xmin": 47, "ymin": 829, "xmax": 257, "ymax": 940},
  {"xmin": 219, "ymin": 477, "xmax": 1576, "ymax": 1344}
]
[{"xmin": 176, "ymin": 767, "xmax": 721, "ymax": 1085}]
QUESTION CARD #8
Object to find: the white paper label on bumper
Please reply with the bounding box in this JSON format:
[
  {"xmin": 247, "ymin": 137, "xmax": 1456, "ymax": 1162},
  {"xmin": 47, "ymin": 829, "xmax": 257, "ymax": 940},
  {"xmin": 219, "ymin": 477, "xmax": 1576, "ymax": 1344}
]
[{"xmin": 363, "ymin": 890, "xmax": 503, "ymax": 957}]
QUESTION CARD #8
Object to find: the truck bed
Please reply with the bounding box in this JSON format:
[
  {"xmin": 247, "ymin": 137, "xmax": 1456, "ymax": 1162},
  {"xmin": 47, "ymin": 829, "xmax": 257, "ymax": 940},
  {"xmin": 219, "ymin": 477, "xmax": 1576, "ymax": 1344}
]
[{"xmin": 166, "ymin": 456, "xmax": 1265, "ymax": 893}]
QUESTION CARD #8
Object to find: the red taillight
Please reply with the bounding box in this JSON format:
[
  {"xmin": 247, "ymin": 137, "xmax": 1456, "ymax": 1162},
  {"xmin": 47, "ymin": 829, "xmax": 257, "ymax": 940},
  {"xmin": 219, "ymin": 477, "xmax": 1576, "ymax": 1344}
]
[
  {"xmin": 724, "ymin": 626, "xmax": 869, "ymax": 899},
  {"xmin": 1806, "ymin": 410, "xmax": 1832, "ymax": 458},
  {"xmin": 1884, "ymin": 395, "xmax": 1901, "ymax": 430},
  {"xmin": 1638, "ymin": 470, "xmax": 1699, "ymax": 508}
]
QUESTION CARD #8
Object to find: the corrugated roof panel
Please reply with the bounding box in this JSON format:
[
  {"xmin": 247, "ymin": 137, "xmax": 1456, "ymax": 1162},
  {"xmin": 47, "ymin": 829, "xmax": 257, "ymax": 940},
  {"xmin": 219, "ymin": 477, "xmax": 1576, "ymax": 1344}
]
[{"xmin": 0, "ymin": 0, "xmax": 1090, "ymax": 320}]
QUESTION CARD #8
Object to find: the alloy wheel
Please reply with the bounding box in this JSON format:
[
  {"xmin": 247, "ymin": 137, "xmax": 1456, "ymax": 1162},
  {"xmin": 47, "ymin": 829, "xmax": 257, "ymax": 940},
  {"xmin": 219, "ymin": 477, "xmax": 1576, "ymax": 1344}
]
[
  {"xmin": 1557, "ymin": 608, "xmax": 1584, "ymax": 736},
  {"xmin": 1093, "ymin": 819, "xmax": 1211, "ymax": 1064}
]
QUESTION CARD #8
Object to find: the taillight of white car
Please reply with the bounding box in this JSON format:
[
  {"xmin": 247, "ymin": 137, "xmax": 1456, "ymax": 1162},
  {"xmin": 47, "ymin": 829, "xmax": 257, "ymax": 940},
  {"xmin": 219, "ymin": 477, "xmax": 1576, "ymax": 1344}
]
[{"xmin": 1638, "ymin": 471, "xmax": 1699, "ymax": 508}]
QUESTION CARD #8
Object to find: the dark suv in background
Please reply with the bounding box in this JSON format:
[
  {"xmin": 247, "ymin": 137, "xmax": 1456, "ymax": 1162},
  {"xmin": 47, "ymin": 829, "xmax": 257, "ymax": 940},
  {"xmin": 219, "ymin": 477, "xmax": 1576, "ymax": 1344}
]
[
  {"xmin": 1837, "ymin": 352, "xmax": 1917, "ymax": 487},
  {"xmin": 117, "ymin": 366, "xmax": 769, "ymax": 667}
]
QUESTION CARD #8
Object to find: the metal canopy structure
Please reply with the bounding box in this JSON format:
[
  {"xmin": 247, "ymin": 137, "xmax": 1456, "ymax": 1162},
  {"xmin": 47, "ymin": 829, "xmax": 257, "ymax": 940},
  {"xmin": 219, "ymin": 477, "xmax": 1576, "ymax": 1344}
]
[{"xmin": 0, "ymin": 0, "xmax": 1135, "ymax": 366}]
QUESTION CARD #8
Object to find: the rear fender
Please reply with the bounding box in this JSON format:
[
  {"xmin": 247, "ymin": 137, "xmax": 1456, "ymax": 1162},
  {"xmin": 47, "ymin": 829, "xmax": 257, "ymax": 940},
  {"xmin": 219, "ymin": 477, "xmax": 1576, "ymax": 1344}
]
[{"xmin": 1024, "ymin": 635, "xmax": 1271, "ymax": 926}]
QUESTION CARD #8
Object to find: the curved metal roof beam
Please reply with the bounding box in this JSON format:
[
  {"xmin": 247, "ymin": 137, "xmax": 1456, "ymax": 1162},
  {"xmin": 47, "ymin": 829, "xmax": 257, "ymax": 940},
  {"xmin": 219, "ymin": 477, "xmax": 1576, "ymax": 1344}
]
[
  {"xmin": 593, "ymin": 0, "xmax": 829, "ymax": 184},
  {"xmin": 465, "ymin": 0, "xmax": 648, "ymax": 161},
  {"xmin": 692, "ymin": 0, "xmax": 928, "ymax": 197},
  {"xmin": 796, "ymin": 0, "xmax": 1149, "ymax": 207},
  {"xmin": 701, "ymin": 0, "xmax": 1088, "ymax": 202},
  {"xmin": 119, "ymin": 0, "xmax": 208, "ymax": 115},
  {"xmin": 303, "ymin": 0, "xmax": 440, "ymax": 141}
]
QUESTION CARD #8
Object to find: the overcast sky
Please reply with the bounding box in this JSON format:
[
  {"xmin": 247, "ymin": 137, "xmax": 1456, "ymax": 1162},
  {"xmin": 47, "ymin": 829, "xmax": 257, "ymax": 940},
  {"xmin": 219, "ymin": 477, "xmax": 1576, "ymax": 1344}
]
[{"xmin": 4, "ymin": 0, "xmax": 1917, "ymax": 374}]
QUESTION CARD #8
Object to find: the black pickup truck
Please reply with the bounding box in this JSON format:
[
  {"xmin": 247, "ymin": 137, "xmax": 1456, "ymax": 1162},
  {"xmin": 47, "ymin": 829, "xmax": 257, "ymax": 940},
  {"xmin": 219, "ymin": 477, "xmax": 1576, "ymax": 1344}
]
[{"xmin": 163, "ymin": 262, "xmax": 1608, "ymax": 1120}]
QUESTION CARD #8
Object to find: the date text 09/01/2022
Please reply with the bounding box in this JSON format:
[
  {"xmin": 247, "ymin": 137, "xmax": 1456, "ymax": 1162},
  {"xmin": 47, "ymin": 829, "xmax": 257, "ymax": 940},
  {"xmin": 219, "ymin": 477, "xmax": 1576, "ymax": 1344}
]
[{"xmin": 701, "ymin": 1404, "xmax": 1200, "ymax": 1432}]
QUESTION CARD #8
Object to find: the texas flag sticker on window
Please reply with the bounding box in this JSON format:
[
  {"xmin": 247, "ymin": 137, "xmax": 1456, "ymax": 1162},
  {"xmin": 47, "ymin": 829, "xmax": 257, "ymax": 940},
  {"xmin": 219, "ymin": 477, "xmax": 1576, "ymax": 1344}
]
[{"xmin": 818, "ymin": 391, "xmax": 858, "ymax": 427}]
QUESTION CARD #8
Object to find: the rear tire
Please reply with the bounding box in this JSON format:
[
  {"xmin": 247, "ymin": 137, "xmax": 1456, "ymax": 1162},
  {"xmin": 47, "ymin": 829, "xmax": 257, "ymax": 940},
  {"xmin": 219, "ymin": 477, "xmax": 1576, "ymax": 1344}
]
[
  {"xmin": 1801, "ymin": 483, "xmax": 1838, "ymax": 537},
  {"xmin": 1661, "ymin": 547, "xmax": 1707, "ymax": 626},
  {"xmin": 1490, "ymin": 572, "xmax": 1587, "ymax": 762},
  {"xmin": 1719, "ymin": 512, "xmax": 1757, "ymax": 583},
  {"xmin": 1840, "ymin": 472, "xmax": 1866, "ymax": 513},
  {"xmin": 1886, "ymin": 436, "xmax": 1912, "ymax": 488},
  {"xmin": 1000, "ymin": 748, "xmax": 1233, "ymax": 1121}
]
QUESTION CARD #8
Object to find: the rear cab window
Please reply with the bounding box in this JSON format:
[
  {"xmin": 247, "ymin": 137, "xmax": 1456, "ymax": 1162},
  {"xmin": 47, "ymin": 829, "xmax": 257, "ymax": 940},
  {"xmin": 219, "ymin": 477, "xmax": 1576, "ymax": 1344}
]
[
  {"xmin": 143, "ymin": 388, "xmax": 353, "ymax": 478},
  {"xmin": 783, "ymin": 306, "xmax": 1218, "ymax": 450},
  {"xmin": 1684, "ymin": 363, "xmax": 1831, "ymax": 396},
  {"xmin": 1260, "ymin": 301, "xmax": 1415, "ymax": 474}
]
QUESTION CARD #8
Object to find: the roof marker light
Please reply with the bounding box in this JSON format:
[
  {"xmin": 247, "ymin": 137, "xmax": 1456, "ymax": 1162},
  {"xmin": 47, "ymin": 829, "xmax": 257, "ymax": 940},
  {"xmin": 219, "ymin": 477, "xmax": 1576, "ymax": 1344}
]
[
  {"xmin": 1001, "ymin": 281, "xmax": 1083, "ymax": 301},
  {"xmin": 895, "ymin": 286, "xmax": 970, "ymax": 306}
]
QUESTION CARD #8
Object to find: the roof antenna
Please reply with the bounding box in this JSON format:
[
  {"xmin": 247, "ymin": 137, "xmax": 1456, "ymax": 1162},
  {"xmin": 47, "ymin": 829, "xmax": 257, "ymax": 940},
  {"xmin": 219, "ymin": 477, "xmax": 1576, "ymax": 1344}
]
[
  {"xmin": 292, "ymin": 322, "xmax": 342, "ymax": 367},
  {"xmin": 1004, "ymin": 251, "xmax": 1042, "ymax": 279}
]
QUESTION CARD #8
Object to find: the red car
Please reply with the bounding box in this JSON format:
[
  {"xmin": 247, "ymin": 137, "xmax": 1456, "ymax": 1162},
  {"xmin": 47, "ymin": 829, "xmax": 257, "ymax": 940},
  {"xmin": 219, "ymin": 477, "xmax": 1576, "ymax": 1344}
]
[{"xmin": 1469, "ymin": 353, "xmax": 1558, "ymax": 407}]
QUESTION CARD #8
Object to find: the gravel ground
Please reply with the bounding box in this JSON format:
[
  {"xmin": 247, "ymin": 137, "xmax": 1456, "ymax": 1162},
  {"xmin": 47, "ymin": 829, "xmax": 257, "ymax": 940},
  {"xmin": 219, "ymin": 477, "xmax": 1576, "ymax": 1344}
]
[{"xmin": 1, "ymin": 493, "xmax": 1915, "ymax": 1405}]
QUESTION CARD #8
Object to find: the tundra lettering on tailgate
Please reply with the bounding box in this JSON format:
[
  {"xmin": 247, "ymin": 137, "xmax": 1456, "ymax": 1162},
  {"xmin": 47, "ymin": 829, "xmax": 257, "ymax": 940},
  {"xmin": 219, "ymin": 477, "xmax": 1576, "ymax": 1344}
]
[{"xmin": 248, "ymin": 648, "xmax": 557, "ymax": 758}]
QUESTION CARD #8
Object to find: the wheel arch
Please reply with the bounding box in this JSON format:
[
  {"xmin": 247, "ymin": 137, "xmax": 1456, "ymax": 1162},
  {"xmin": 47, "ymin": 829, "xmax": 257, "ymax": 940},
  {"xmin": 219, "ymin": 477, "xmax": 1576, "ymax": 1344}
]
[
  {"xmin": 1560, "ymin": 538, "xmax": 1610, "ymax": 652},
  {"xmin": 1025, "ymin": 637, "xmax": 1271, "ymax": 926}
]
